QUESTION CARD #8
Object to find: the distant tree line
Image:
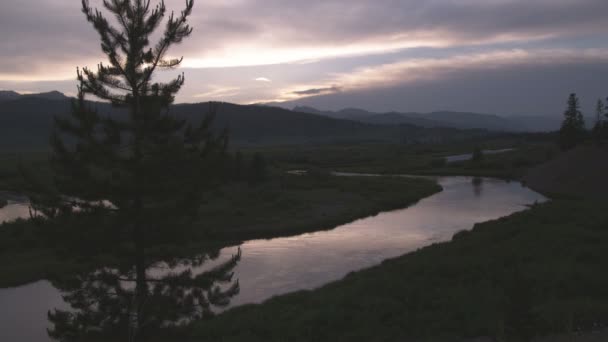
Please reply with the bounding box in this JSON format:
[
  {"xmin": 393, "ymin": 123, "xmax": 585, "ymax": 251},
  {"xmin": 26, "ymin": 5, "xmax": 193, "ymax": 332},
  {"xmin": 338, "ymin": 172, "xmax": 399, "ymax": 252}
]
[
  {"xmin": 558, "ymin": 93, "xmax": 608, "ymax": 150},
  {"xmin": 592, "ymin": 98, "xmax": 608, "ymax": 144}
]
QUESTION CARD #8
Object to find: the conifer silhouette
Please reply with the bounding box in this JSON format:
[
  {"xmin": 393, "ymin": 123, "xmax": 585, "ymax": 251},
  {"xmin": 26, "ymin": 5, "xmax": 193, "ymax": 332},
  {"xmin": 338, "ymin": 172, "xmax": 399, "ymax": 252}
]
[
  {"xmin": 558, "ymin": 93, "xmax": 586, "ymax": 150},
  {"xmin": 22, "ymin": 1, "xmax": 241, "ymax": 340}
]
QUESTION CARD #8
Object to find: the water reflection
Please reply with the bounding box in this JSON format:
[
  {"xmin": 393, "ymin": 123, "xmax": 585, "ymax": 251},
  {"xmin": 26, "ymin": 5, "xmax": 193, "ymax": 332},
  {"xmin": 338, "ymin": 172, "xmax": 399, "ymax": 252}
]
[
  {"xmin": 0, "ymin": 176, "xmax": 546, "ymax": 341},
  {"xmin": 0, "ymin": 191, "xmax": 30, "ymax": 223},
  {"xmin": 223, "ymin": 177, "xmax": 546, "ymax": 307},
  {"xmin": 472, "ymin": 177, "xmax": 484, "ymax": 197},
  {"xmin": 47, "ymin": 248, "xmax": 240, "ymax": 341}
]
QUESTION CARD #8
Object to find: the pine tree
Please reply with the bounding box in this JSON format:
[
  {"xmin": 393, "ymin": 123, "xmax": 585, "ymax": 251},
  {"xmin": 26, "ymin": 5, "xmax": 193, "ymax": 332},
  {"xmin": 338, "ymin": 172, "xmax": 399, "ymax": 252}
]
[
  {"xmin": 48, "ymin": 247, "xmax": 241, "ymax": 341},
  {"xmin": 603, "ymin": 97, "xmax": 608, "ymax": 140},
  {"xmin": 558, "ymin": 93, "xmax": 586, "ymax": 150},
  {"xmin": 249, "ymin": 152, "xmax": 268, "ymax": 184},
  {"xmin": 593, "ymin": 98, "xmax": 604, "ymax": 143},
  {"xmin": 24, "ymin": 0, "xmax": 241, "ymax": 340},
  {"xmin": 596, "ymin": 99, "xmax": 604, "ymax": 125},
  {"xmin": 471, "ymin": 147, "xmax": 484, "ymax": 163},
  {"xmin": 234, "ymin": 151, "xmax": 244, "ymax": 181}
]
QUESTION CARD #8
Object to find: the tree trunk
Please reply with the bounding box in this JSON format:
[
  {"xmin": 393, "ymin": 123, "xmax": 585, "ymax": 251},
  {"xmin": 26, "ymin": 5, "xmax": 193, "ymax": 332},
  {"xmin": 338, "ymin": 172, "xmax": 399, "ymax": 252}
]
[{"xmin": 129, "ymin": 226, "xmax": 147, "ymax": 342}]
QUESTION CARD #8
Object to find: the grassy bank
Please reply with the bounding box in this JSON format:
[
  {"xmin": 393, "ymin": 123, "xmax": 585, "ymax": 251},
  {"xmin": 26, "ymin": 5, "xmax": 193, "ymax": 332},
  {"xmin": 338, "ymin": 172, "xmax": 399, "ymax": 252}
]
[
  {"xmin": 187, "ymin": 199, "xmax": 608, "ymax": 342},
  {"xmin": 197, "ymin": 174, "xmax": 441, "ymax": 242},
  {"xmin": 0, "ymin": 174, "xmax": 440, "ymax": 288}
]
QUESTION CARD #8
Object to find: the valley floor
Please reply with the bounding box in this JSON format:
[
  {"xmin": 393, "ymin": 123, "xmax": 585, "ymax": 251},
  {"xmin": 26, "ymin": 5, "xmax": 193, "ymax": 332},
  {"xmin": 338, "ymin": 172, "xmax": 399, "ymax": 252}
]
[{"xmin": 4, "ymin": 140, "xmax": 607, "ymax": 342}]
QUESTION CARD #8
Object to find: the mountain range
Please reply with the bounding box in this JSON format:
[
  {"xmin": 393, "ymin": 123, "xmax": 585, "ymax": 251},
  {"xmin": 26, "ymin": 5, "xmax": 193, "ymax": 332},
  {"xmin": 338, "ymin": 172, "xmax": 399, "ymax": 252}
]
[
  {"xmin": 293, "ymin": 106, "xmax": 562, "ymax": 132},
  {"xmin": 0, "ymin": 90, "xmax": 69, "ymax": 102},
  {"xmin": 0, "ymin": 91, "xmax": 527, "ymax": 150}
]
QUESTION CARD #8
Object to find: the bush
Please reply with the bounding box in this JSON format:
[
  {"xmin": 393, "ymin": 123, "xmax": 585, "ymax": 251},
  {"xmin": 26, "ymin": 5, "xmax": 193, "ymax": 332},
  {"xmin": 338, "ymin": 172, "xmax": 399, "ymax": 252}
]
[
  {"xmin": 471, "ymin": 147, "xmax": 484, "ymax": 163},
  {"xmin": 248, "ymin": 153, "xmax": 268, "ymax": 184}
]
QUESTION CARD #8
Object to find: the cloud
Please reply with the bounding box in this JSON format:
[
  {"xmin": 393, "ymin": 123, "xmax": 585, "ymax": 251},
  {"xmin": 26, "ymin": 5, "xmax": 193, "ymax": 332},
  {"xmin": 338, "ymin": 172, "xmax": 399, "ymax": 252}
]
[
  {"xmin": 193, "ymin": 86, "xmax": 241, "ymax": 99},
  {"xmin": 282, "ymin": 61, "xmax": 608, "ymax": 117},
  {"xmin": 1, "ymin": 0, "xmax": 607, "ymax": 116},
  {"xmin": 2, "ymin": 47, "xmax": 606, "ymax": 116},
  {"xmin": 173, "ymin": 0, "xmax": 608, "ymax": 68},
  {"xmin": 269, "ymin": 48, "xmax": 608, "ymax": 102},
  {"xmin": 292, "ymin": 86, "xmax": 341, "ymax": 96},
  {"xmin": 2, "ymin": 0, "xmax": 608, "ymax": 80}
]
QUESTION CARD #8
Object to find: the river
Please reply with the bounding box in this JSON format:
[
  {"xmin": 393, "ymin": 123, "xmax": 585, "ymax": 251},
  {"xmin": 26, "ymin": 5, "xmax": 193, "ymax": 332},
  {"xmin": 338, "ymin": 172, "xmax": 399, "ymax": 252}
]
[{"xmin": 0, "ymin": 175, "xmax": 546, "ymax": 341}]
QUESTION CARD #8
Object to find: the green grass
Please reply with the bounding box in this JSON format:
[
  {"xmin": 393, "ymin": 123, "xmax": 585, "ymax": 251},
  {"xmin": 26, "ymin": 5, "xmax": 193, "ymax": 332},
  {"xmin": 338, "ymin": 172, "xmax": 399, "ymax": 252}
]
[
  {"xmin": 0, "ymin": 174, "xmax": 440, "ymax": 288},
  {"xmin": 186, "ymin": 199, "xmax": 608, "ymax": 342},
  {"xmin": 196, "ymin": 173, "xmax": 441, "ymax": 241}
]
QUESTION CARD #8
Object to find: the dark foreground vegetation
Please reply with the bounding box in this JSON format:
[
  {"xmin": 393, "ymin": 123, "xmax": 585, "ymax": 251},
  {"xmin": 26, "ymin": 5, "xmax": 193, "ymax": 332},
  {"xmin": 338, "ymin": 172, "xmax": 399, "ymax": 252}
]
[{"xmin": 185, "ymin": 199, "xmax": 608, "ymax": 342}]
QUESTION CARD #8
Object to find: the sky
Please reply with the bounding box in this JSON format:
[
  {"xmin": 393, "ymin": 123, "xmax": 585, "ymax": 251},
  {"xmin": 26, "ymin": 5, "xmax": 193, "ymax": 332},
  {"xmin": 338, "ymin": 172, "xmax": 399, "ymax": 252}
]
[{"xmin": 1, "ymin": 0, "xmax": 607, "ymax": 117}]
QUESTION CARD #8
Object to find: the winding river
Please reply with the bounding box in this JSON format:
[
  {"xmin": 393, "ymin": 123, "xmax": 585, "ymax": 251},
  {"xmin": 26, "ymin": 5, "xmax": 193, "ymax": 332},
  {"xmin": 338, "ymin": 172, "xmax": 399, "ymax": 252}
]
[{"xmin": 0, "ymin": 175, "xmax": 546, "ymax": 341}]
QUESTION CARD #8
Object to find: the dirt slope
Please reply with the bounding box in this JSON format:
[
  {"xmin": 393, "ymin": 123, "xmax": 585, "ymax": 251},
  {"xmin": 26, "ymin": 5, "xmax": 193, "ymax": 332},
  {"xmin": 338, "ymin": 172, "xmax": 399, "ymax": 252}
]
[{"xmin": 524, "ymin": 145, "xmax": 608, "ymax": 199}]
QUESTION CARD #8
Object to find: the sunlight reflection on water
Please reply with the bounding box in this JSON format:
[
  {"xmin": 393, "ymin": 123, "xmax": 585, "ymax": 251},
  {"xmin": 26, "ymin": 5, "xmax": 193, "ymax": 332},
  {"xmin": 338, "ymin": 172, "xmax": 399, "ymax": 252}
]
[
  {"xmin": 0, "ymin": 192, "xmax": 30, "ymax": 224},
  {"xmin": 0, "ymin": 176, "xmax": 546, "ymax": 341},
  {"xmin": 225, "ymin": 176, "xmax": 545, "ymax": 307}
]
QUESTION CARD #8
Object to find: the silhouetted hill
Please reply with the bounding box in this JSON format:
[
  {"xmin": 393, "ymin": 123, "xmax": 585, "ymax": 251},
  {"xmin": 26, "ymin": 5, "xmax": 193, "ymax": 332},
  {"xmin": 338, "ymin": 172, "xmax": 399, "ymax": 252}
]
[
  {"xmin": 524, "ymin": 145, "xmax": 608, "ymax": 199},
  {"xmin": 0, "ymin": 91, "xmax": 21, "ymax": 102},
  {"xmin": 23, "ymin": 91, "xmax": 70, "ymax": 101},
  {"xmin": 171, "ymin": 103, "xmax": 492, "ymax": 145},
  {"xmin": 174, "ymin": 103, "xmax": 396, "ymax": 144},
  {"xmin": 0, "ymin": 93, "xmax": 495, "ymax": 150},
  {"xmin": 294, "ymin": 106, "xmax": 560, "ymax": 132},
  {"xmin": 0, "ymin": 97, "xmax": 72, "ymax": 149},
  {"xmin": 0, "ymin": 91, "xmax": 70, "ymax": 103}
]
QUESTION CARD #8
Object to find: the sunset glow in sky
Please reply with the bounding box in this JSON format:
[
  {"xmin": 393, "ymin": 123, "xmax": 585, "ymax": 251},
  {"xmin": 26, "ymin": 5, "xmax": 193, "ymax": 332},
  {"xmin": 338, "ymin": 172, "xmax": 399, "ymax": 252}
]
[{"xmin": 1, "ymin": 0, "xmax": 607, "ymax": 116}]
